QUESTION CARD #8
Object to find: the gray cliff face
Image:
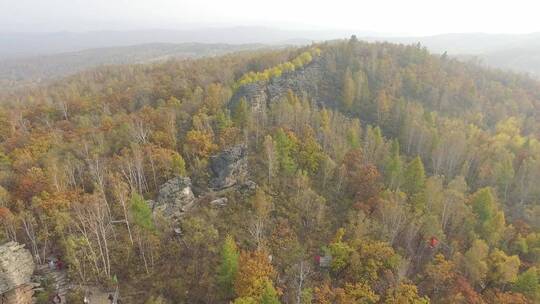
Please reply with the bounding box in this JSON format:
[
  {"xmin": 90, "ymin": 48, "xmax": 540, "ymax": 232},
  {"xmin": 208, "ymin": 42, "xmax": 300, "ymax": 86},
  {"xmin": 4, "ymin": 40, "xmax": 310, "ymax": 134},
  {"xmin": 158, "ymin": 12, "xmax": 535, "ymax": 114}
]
[
  {"xmin": 0, "ymin": 242, "xmax": 35, "ymax": 303},
  {"xmin": 153, "ymin": 176, "xmax": 196, "ymax": 218},
  {"xmin": 231, "ymin": 58, "xmax": 329, "ymax": 111},
  {"xmin": 209, "ymin": 144, "xmax": 248, "ymax": 190},
  {"xmin": 0, "ymin": 242, "xmax": 34, "ymax": 294}
]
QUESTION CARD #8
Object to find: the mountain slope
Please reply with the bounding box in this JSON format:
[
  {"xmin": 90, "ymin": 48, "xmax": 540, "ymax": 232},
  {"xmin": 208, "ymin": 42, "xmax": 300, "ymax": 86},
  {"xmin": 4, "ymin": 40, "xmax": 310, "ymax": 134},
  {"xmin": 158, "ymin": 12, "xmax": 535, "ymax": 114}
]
[{"xmin": 0, "ymin": 40, "xmax": 538, "ymax": 303}]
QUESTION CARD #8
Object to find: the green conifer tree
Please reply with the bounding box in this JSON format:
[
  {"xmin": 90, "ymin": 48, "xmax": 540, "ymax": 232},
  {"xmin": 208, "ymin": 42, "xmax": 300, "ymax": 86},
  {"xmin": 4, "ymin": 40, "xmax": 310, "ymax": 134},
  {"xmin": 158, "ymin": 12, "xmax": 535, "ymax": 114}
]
[
  {"xmin": 403, "ymin": 156, "xmax": 426, "ymax": 196},
  {"xmin": 218, "ymin": 235, "xmax": 240, "ymax": 298},
  {"xmin": 233, "ymin": 98, "xmax": 249, "ymax": 129},
  {"xmin": 470, "ymin": 188, "xmax": 506, "ymax": 246},
  {"xmin": 130, "ymin": 193, "xmax": 154, "ymax": 231}
]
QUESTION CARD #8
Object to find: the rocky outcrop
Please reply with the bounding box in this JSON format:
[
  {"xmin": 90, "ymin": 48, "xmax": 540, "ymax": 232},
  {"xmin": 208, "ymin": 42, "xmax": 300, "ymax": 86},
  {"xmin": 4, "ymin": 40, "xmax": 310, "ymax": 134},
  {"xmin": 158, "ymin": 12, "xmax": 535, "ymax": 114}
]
[
  {"xmin": 152, "ymin": 177, "xmax": 196, "ymax": 219},
  {"xmin": 231, "ymin": 58, "xmax": 329, "ymax": 112},
  {"xmin": 209, "ymin": 144, "xmax": 248, "ymax": 190},
  {"xmin": 0, "ymin": 242, "xmax": 35, "ymax": 304}
]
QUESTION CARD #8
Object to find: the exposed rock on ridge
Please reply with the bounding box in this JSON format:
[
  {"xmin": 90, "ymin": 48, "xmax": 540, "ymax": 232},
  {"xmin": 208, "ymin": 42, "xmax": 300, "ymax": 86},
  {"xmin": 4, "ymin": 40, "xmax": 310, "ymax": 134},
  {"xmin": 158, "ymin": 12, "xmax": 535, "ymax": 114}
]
[
  {"xmin": 209, "ymin": 144, "xmax": 248, "ymax": 190},
  {"xmin": 231, "ymin": 58, "xmax": 329, "ymax": 111},
  {"xmin": 152, "ymin": 176, "xmax": 196, "ymax": 219},
  {"xmin": 0, "ymin": 242, "xmax": 34, "ymax": 293},
  {"xmin": 0, "ymin": 242, "xmax": 35, "ymax": 304}
]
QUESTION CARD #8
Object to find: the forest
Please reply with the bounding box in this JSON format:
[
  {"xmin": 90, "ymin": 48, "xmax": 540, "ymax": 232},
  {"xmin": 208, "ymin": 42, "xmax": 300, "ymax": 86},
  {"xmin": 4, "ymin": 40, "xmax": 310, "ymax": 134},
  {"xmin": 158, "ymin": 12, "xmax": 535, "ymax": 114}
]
[{"xmin": 0, "ymin": 37, "xmax": 539, "ymax": 303}]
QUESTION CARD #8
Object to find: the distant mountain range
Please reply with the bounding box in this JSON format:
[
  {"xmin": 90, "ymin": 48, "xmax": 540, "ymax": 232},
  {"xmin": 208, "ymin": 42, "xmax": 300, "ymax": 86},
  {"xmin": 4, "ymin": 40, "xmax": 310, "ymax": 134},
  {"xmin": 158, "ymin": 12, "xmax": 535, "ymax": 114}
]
[
  {"xmin": 1, "ymin": 28, "xmax": 540, "ymax": 88},
  {"xmin": 0, "ymin": 27, "xmax": 362, "ymax": 59}
]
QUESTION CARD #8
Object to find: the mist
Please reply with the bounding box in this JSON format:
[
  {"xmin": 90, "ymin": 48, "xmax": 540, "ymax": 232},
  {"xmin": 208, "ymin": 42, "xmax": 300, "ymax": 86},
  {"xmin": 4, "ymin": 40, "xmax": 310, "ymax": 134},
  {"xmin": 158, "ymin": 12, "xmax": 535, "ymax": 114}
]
[{"xmin": 2, "ymin": 0, "xmax": 539, "ymax": 34}]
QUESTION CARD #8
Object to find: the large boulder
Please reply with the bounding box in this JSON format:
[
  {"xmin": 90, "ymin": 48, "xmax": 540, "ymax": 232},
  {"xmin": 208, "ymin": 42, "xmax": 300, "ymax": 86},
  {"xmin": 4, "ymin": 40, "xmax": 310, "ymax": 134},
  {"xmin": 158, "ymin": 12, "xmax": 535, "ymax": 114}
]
[
  {"xmin": 209, "ymin": 144, "xmax": 248, "ymax": 190},
  {"xmin": 0, "ymin": 242, "xmax": 34, "ymax": 304},
  {"xmin": 153, "ymin": 177, "xmax": 196, "ymax": 218}
]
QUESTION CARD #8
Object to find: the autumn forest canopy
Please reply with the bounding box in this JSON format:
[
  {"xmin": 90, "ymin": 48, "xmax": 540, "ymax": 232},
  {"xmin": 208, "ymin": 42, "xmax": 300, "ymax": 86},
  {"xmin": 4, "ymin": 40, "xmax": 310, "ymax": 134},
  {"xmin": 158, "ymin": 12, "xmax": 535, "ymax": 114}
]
[{"xmin": 0, "ymin": 38, "xmax": 539, "ymax": 303}]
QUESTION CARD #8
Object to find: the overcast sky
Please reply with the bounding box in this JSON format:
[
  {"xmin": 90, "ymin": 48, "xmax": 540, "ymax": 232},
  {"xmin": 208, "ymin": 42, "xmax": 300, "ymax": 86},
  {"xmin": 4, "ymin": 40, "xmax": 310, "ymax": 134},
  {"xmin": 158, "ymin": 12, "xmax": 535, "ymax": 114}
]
[{"xmin": 1, "ymin": 0, "xmax": 539, "ymax": 35}]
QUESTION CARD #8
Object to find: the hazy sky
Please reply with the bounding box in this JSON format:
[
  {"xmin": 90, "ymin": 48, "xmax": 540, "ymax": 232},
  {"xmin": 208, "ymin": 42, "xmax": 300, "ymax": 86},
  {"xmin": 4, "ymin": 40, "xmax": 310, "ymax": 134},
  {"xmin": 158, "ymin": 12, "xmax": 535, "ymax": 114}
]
[{"xmin": 1, "ymin": 0, "xmax": 539, "ymax": 35}]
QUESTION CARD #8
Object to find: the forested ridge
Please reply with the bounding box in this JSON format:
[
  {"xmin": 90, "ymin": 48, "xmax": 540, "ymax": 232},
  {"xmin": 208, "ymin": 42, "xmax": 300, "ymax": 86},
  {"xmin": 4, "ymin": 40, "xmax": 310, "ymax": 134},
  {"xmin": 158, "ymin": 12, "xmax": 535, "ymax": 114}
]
[
  {"xmin": 0, "ymin": 38, "xmax": 539, "ymax": 303},
  {"xmin": 0, "ymin": 42, "xmax": 266, "ymax": 91}
]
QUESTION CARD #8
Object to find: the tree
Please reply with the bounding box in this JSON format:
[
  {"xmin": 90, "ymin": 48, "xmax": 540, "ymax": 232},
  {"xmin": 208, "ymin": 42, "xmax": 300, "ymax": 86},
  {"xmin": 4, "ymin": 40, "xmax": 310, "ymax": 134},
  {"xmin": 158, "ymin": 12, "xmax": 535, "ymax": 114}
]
[
  {"xmin": 494, "ymin": 152, "xmax": 515, "ymax": 203},
  {"xmin": 375, "ymin": 90, "xmax": 391, "ymax": 123},
  {"xmin": 274, "ymin": 128, "xmax": 298, "ymax": 175},
  {"xmin": 215, "ymin": 109, "xmax": 233, "ymax": 133},
  {"xmin": 485, "ymin": 290, "xmax": 529, "ymax": 304},
  {"xmin": 260, "ymin": 280, "xmax": 281, "ymax": 304},
  {"xmin": 184, "ymin": 129, "xmax": 217, "ymax": 159},
  {"xmin": 385, "ymin": 140, "xmax": 403, "ymax": 190},
  {"xmin": 218, "ymin": 235, "xmax": 240, "ymax": 299},
  {"xmin": 513, "ymin": 267, "xmax": 540, "ymax": 302},
  {"xmin": 70, "ymin": 193, "xmax": 114, "ymax": 280},
  {"xmin": 470, "ymin": 188, "xmax": 506, "ymax": 246},
  {"xmin": 328, "ymin": 228, "xmax": 353, "ymax": 274},
  {"xmin": 488, "ymin": 249, "xmax": 521, "ymax": 286},
  {"xmin": 233, "ymin": 297, "xmax": 258, "ymax": 304},
  {"xmin": 342, "ymin": 68, "xmax": 355, "ymax": 111},
  {"xmin": 263, "ymin": 135, "xmax": 277, "ymax": 184},
  {"xmin": 111, "ymin": 175, "xmax": 134, "ymax": 245},
  {"xmin": 354, "ymin": 70, "xmax": 370, "ymax": 109},
  {"xmin": 290, "ymin": 261, "xmax": 311, "ymax": 304},
  {"xmin": 342, "ymin": 283, "xmax": 379, "ymax": 304},
  {"xmin": 384, "ymin": 283, "xmax": 429, "ymax": 304},
  {"xmin": 461, "ymin": 239, "xmax": 489, "ymax": 286},
  {"xmin": 422, "ymin": 254, "xmax": 456, "ymax": 299},
  {"xmin": 453, "ymin": 276, "xmax": 484, "ymax": 304},
  {"xmin": 346, "ymin": 239, "xmax": 400, "ymax": 284},
  {"xmin": 249, "ymin": 189, "xmax": 272, "ymax": 249},
  {"xmin": 313, "ymin": 282, "xmax": 379, "ymax": 304},
  {"xmin": 363, "ymin": 125, "xmax": 384, "ymax": 164},
  {"xmin": 343, "ymin": 149, "xmax": 382, "ymax": 208},
  {"xmin": 130, "ymin": 193, "xmax": 154, "ymax": 231},
  {"xmin": 130, "ymin": 193, "xmax": 156, "ymax": 274},
  {"xmin": 234, "ymin": 98, "xmax": 250, "ymax": 129},
  {"xmin": 234, "ymin": 250, "xmax": 276, "ymax": 299},
  {"xmin": 171, "ymin": 153, "xmax": 186, "ymax": 176},
  {"xmin": 298, "ymin": 132, "xmax": 324, "ymax": 175},
  {"xmin": 403, "ymin": 156, "xmax": 426, "ymax": 197},
  {"xmin": 346, "ymin": 119, "xmax": 362, "ymax": 149}
]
